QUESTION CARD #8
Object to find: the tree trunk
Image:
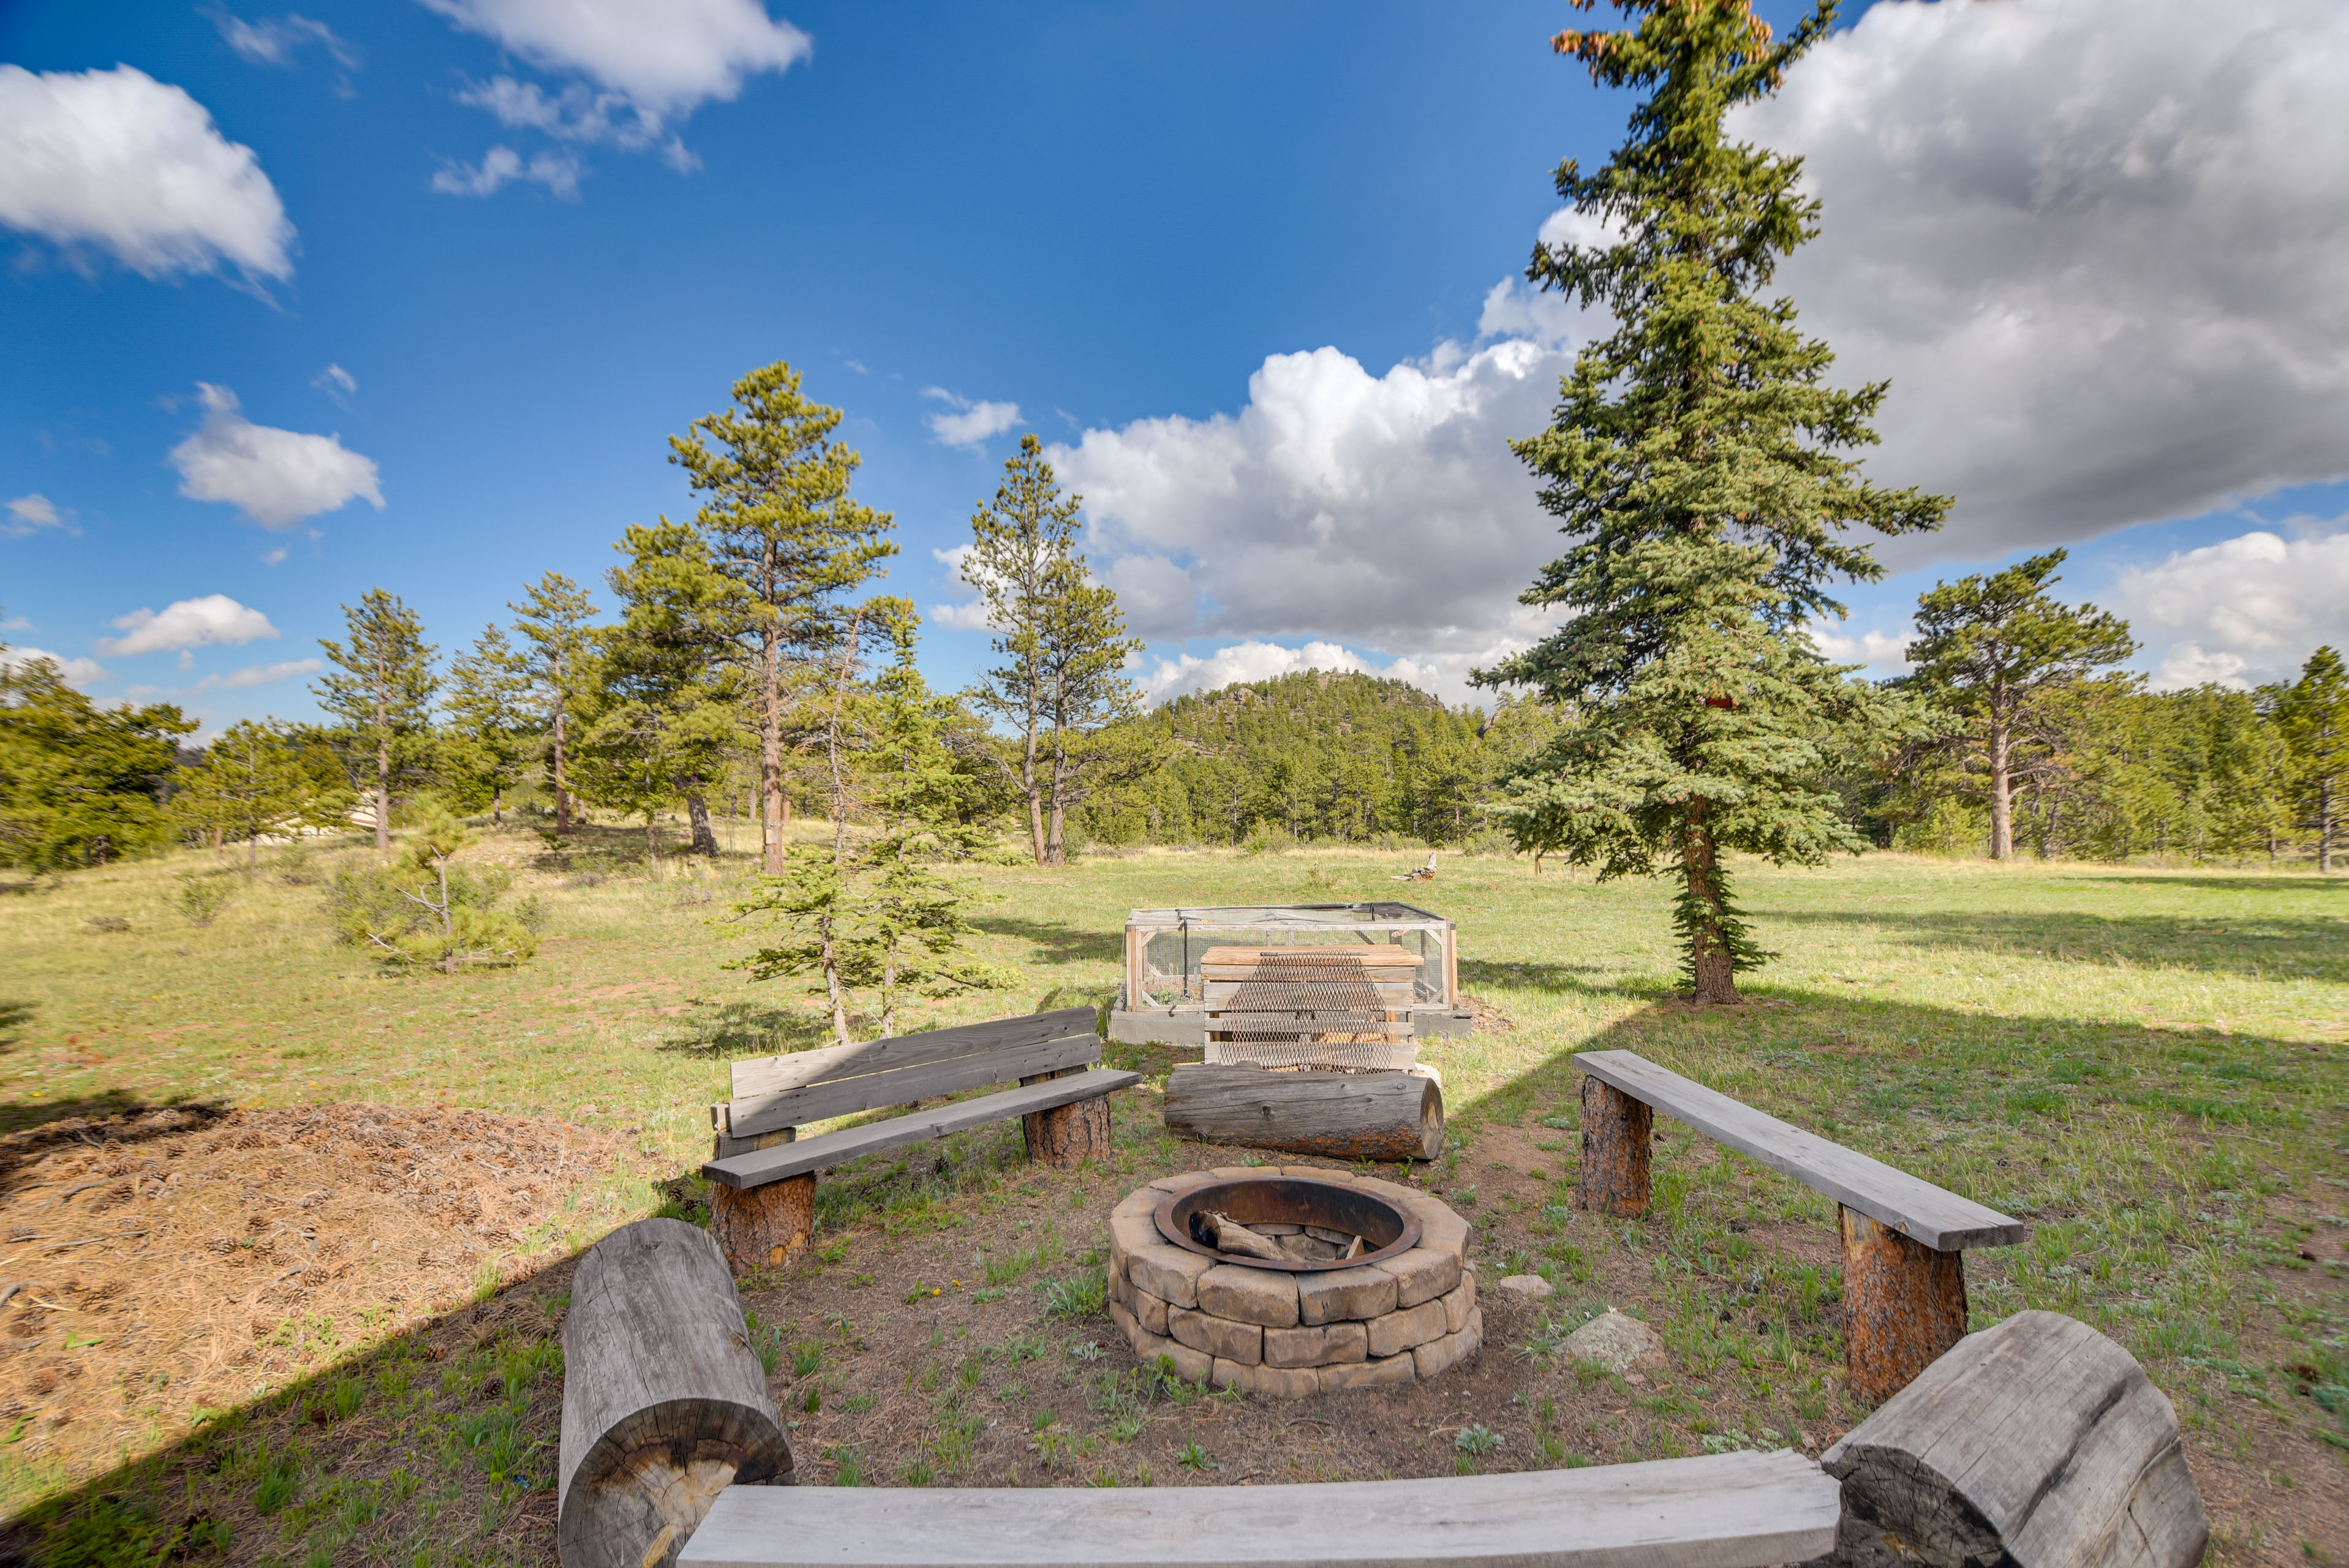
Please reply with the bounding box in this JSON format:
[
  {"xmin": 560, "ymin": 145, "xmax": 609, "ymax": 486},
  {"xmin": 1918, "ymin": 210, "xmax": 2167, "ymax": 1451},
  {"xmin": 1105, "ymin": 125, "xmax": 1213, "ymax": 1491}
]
[
  {"xmin": 686, "ymin": 792, "xmax": 719, "ymax": 856},
  {"xmin": 1163, "ymin": 1065, "xmax": 1443, "ymax": 1162},
  {"xmin": 375, "ymin": 736, "xmax": 391, "ymax": 854},
  {"xmin": 708, "ymin": 1176, "xmax": 815, "ymax": 1275},
  {"xmin": 1987, "ymin": 711, "xmax": 2013, "ymax": 861},
  {"xmin": 1022, "ymin": 1068, "xmax": 1112, "ymax": 1169},
  {"xmin": 558, "ymin": 1218, "xmax": 793, "ymax": 1568},
  {"xmin": 554, "ymin": 693, "xmax": 573, "ymax": 836},
  {"xmin": 1575, "ymin": 1074, "xmax": 1651, "ymax": 1217},
  {"xmin": 1839, "ymin": 1207, "xmax": 1968, "ymax": 1404},
  {"xmin": 2320, "ymin": 778, "xmax": 2334, "ymax": 873},
  {"xmin": 1024, "ymin": 740, "xmax": 1047, "ymax": 868},
  {"xmin": 1680, "ymin": 807, "xmax": 1739, "ymax": 1005},
  {"xmin": 758, "ymin": 627, "xmax": 785, "ymax": 874}
]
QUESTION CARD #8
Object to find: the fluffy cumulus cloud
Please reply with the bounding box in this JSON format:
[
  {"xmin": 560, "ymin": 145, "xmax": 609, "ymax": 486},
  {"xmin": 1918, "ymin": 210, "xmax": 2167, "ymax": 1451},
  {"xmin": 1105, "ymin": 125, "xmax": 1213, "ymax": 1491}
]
[
  {"xmin": 170, "ymin": 384, "xmax": 385, "ymax": 529},
  {"xmin": 924, "ymin": 390, "xmax": 1022, "ymax": 450},
  {"xmin": 0, "ymin": 646, "xmax": 107, "ymax": 688},
  {"xmin": 1733, "ymin": 0, "xmax": 2349, "ymax": 564},
  {"xmin": 0, "ymin": 65, "xmax": 294, "ymax": 282},
  {"xmin": 4, "ymin": 494, "xmax": 75, "ymax": 538},
  {"xmin": 424, "ymin": 0, "xmax": 809, "ymax": 183},
  {"xmin": 97, "ymin": 594, "xmax": 279, "ymax": 657},
  {"xmin": 2113, "ymin": 526, "xmax": 2349, "ymax": 688},
  {"xmin": 1050, "ymin": 341, "xmax": 1570, "ymax": 700}
]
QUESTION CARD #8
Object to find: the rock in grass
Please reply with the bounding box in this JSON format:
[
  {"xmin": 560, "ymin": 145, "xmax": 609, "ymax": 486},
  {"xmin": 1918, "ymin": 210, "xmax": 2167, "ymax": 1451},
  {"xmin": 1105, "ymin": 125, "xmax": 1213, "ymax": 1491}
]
[
  {"xmin": 1560, "ymin": 1309, "xmax": 1662, "ymax": 1374},
  {"xmin": 1497, "ymin": 1274, "xmax": 1553, "ymax": 1299}
]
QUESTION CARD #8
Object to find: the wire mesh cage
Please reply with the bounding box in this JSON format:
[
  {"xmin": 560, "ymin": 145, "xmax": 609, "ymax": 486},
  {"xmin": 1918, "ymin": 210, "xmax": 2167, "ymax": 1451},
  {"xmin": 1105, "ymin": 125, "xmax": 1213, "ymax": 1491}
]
[{"xmin": 1119, "ymin": 903, "xmax": 1458, "ymax": 1068}]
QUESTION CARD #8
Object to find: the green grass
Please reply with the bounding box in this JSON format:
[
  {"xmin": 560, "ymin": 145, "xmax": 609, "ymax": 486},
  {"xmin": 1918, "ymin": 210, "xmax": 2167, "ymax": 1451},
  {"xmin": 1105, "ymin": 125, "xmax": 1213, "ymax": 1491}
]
[{"xmin": 1, "ymin": 829, "xmax": 2343, "ymax": 1558}]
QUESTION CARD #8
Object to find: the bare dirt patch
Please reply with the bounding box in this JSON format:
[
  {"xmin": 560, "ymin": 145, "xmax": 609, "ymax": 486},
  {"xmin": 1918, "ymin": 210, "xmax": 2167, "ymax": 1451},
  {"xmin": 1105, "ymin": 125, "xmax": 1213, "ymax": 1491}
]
[{"xmin": 0, "ymin": 1102, "xmax": 638, "ymax": 1503}]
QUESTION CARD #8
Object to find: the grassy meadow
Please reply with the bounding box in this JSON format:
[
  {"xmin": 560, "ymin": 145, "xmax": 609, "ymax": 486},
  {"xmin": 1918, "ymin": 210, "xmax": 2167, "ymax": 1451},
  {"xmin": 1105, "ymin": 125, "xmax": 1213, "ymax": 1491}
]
[{"xmin": 1, "ymin": 827, "xmax": 2343, "ymax": 1562}]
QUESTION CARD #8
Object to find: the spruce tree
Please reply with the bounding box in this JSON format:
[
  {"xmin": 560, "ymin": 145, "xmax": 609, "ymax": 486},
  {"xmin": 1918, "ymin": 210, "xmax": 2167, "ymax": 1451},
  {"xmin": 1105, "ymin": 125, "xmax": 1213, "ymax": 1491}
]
[
  {"xmin": 1479, "ymin": 0, "xmax": 1947, "ymax": 1002},
  {"xmin": 669, "ymin": 362, "xmax": 897, "ymax": 873},
  {"xmin": 314, "ymin": 589, "xmax": 438, "ymax": 854},
  {"xmin": 2277, "ymin": 646, "xmax": 2347, "ymax": 872},
  {"xmin": 444, "ymin": 625, "xmax": 535, "ymax": 826}
]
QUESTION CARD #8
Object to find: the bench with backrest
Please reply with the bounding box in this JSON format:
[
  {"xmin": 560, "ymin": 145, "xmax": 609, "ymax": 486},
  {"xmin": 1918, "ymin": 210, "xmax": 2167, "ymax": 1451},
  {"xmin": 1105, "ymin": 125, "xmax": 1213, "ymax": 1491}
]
[
  {"xmin": 1572, "ymin": 1049, "xmax": 2027, "ymax": 1403},
  {"xmin": 700, "ymin": 1008, "xmax": 1138, "ymax": 1274}
]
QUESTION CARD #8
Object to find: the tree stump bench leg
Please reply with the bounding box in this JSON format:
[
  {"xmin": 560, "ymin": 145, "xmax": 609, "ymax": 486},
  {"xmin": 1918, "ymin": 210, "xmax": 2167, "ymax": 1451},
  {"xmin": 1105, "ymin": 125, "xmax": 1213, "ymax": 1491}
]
[
  {"xmin": 709, "ymin": 1175, "xmax": 815, "ymax": 1275},
  {"xmin": 1022, "ymin": 1067, "xmax": 1112, "ymax": 1169},
  {"xmin": 1575, "ymin": 1074, "xmax": 1652, "ymax": 1216},
  {"xmin": 1839, "ymin": 1205, "xmax": 1967, "ymax": 1403}
]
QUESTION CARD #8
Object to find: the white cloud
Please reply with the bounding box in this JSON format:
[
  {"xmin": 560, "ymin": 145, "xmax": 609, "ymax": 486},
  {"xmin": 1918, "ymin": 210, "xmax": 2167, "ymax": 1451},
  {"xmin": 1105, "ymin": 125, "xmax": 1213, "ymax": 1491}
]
[
  {"xmin": 312, "ymin": 363, "xmax": 356, "ymax": 397},
  {"xmin": 4, "ymin": 494, "xmax": 76, "ymax": 538},
  {"xmin": 169, "ymin": 383, "xmax": 385, "ymax": 529},
  {"xmin": 0, "ymin": 64, "xmax": 295, "ymax": 283},
  {"xmin": 2112, "ymin": 526, "xmax": 2349, "ymax": 688},
  {"xmin": 1806, "ymin": 625, "xmax": 1915, "ymax": 676},
  {"xmin": 924, "ymin": 390, "xmax": 1022, "ymax": 449},
  {"xmin": 198, "ymin": 656, "xmax": 320, "ymax": 690},
  {"xmin": 424, "ymin": 0, "xmax": 806, "ymax": 183},
  {"xmin": 1054, "ymin": 341, "xmax": 1566, "ymax": 671},
  {"xmin": 429, "ymin": 144, "xmax": 583, "ymax": 198},
  {"xmin": 213, "ymin": 11, "xmax": 360, "ymax": 69},
  {"xmin": 0, "ymin": 646, "xmax": 108, "ymax": 688},
  {"xmin": 1728, "ymin": 0, "xmax": 2349, "ymax": 566},
  {"xmin": 97, "ymin": 593, "xmax": 280, "ymax": 657},
  {"xmin": 422, "ymin": 0, "xmax": 810, "ymax": 115}
]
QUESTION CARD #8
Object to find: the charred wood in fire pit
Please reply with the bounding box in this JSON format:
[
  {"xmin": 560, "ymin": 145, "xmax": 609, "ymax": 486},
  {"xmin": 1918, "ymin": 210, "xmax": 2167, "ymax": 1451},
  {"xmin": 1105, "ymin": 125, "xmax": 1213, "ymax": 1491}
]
[{"xmin": 1189, "ymin": 1209, "xmax": 1286, "ymax": 1260}]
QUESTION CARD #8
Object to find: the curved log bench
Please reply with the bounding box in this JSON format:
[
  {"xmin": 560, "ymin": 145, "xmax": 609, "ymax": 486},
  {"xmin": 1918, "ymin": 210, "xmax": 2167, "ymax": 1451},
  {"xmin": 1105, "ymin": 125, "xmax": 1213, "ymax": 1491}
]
[
  {"xmin": 559, "ymin": 1219, "xmax": 792, "ymax": 1568},
  {"xmin": 677, "ymin": 1449, "xmax": 1840, "ymax": 1568},
  {"xmin": 1820, "ymin": 1310, "xmax": 2209, "ymax": 1568},
  {"xmin": 1571, "ymin": 1049, "xmax": 2026, "ymax": 1401}
]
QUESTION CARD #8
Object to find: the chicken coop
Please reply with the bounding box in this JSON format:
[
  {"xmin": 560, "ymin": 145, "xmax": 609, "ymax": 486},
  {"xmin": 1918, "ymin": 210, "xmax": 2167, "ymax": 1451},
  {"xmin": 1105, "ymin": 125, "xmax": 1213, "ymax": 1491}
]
[{"xmin": 1108, "ymin": 902, "xmax": 1471, "ymax": 1054}]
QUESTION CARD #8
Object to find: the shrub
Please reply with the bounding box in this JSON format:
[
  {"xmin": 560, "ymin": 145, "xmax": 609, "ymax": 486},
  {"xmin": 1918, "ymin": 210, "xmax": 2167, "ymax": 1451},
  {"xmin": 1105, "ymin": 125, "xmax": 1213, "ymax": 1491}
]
[
  {"xmin": 323, "ymin": 806, "xmax": 537, "ymax": 971},
  {"xmin": 175, "ymin": 872, "xmax": 233, "ymax": 926}
]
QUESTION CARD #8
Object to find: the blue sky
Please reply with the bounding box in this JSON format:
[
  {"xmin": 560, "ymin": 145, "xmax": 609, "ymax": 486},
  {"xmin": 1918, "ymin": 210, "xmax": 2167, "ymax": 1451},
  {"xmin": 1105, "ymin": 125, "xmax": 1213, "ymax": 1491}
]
[{"xmin": 6, "ymin": 0, "xmax": 2348, "ymax": 735}]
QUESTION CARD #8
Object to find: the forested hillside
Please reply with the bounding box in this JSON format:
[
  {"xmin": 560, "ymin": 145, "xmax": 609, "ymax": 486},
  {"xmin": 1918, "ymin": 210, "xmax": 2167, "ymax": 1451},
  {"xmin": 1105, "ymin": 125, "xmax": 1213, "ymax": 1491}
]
[{"xmin": 1069, "ymin": 671, "xmax": 1552, "ymax": 848}]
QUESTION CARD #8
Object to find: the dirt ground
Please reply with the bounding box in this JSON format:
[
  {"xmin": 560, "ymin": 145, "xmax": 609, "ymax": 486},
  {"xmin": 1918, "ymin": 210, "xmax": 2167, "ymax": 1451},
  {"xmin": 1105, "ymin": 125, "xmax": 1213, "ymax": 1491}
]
[{"xmin": 0, "ymin": 1102, "xmax": 639, "ymax": 1499}]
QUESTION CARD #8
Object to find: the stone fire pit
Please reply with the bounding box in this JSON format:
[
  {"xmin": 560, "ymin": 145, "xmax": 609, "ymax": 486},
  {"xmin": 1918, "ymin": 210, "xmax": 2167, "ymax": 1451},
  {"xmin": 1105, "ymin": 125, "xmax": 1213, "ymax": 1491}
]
[{"xmin": 1106, "ymin": 1167, "xmax": 1478, "ymax": 1397}]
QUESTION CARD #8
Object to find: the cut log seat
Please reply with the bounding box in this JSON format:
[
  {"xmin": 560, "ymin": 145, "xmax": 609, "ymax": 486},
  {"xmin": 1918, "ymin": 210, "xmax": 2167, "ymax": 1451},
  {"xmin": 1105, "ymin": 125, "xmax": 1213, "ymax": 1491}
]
[
  {"xmin": 1571, "ymin": 1049, "xmax": 2026, "ymax": 1402},
  {"xmin": 677, "ymin": 1449, "xmax": 1841, "ymax": 1568}
]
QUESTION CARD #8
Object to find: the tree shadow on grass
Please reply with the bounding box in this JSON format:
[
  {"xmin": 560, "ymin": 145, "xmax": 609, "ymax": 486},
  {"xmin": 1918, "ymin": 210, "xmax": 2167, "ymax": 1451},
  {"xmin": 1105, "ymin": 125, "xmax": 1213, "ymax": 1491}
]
[
  {"xmin": 2085, "ymin": 873, "xmax": 2347, "ymax": 895},
  {"xmin": 1767, "ymin": 908, "xmax": 2348, "ymax": 983},
  {"xmin": 0, "ymin": 1253, "xmax": 583, "ymax": 1568},
  {"xmin": 969, "ymin": 916, "xmax": 1124, "ymax": 968},
  {"xmin": 652, "ymin": 998, "xmax": 836, "ymax": 1061}
]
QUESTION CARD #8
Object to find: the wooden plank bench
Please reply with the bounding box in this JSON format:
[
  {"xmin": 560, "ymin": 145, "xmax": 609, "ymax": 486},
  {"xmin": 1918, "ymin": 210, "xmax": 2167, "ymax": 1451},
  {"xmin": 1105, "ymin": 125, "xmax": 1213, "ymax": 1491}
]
[
  {"xmin": 677, "ymin": 1449, "xmax": 1841, "ymax": 1568},
  {"xmin": 701, "ymin": 1008, "xmax": 1139, "ymax": 1274},
  {"xmin": 1572, "ymin": 1049, "xmax": 2026, "ymax": 1403}
]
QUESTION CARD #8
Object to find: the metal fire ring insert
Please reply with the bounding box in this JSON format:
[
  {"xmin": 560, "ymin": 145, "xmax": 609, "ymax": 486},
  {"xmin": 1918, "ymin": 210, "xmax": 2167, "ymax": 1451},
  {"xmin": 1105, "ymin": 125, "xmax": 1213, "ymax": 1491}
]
[{"xmin": 1153, "ymin": 1176, "xmax": 1420, "ymax": 1273}]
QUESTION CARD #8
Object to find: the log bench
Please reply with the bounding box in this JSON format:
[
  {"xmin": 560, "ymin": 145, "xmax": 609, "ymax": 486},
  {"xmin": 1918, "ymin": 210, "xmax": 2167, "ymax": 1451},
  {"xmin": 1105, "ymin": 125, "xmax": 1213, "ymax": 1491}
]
[
  {"xmin": 701, "ymin": 1008, "xmax": 1139, "ymax": 1274},
  {"xmin": 676, "ymin": 1449, "xmax": 1841, "ymax": 1568},
  {"xmin": 1571, "ymin": 1049, "xmax": 2026, "ymax": 1403}
]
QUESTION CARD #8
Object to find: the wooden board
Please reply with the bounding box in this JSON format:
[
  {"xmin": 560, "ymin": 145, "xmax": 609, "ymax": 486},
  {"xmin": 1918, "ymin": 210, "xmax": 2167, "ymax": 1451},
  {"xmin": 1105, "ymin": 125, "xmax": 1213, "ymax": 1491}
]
[
  {"xmin": 1163, "ymin": 1065, "xmax": 1442, "ymax": 1162},
  {"xmin": 679, "ymin": 1449, "xmax": 1839, "ymax": 1568},
  {"xmin": 726, "ymin": 1034, "xmax": 1101, "ymax": 1140},
  {"xmin": 703, "ymin": 1070, "xmax": 1141, "ymax": 1190},
  {"xmin": 1575, "ymin": 1050, "xmax": 2026, "ymax": 1250},
  {"xmin": 559, "ymin": 1219, "xmax": 791, "ymax": 1568},
  {"xmin": 1199, "ymin": 946, "xmax": 1423, "ymax": 969},
  {"xmin": 1823, "ymin": 1310, "xmax": 2208, "ymax": 1568},
  {"xmin": 729, "ymin": 1009, "xmax": 1099, "ymax": 1100}
]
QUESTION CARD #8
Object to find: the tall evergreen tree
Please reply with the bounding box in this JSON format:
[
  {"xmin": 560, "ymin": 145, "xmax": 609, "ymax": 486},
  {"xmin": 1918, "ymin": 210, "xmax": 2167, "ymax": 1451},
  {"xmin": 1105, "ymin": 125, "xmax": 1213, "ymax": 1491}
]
[
  {"xmin": 444, "ymin": 625, "xmax": 535, "ymax": 826},
  {"xmin": 173, "ymin": 719, "xmax": 343, "ymax": 865},
  {"xmin": 508, "ymin": 573, "xmax": 597, "ymax": 836},
  {"xmin": 1477, "ymin": 0, "xmax": 1947, "ymax": 1002},
  {"xmin": 2277, "ymin": 646, "xmax": 2347, "ymax": 872},
  {"xmin": 1901, "ymin": 550, "xmax": 2136, "ymax": 859},
  {"xmin": 314, "ymin": 589, "xmax": 438, "ymax": 854},
  {"xmin": 669, "ymin": 362, "xmax": 897, "ymax": 874},
  {"xmin": 0, "ymin": 646, "xmax": 192, "ymax": 870},
  {"xmin": 962, "ymin": 434, "xmax": 1145, "ymax": 866}
]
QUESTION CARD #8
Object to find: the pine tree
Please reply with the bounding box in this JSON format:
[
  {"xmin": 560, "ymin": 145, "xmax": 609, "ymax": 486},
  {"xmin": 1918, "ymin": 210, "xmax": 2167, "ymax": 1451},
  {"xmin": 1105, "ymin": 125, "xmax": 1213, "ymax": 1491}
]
[
  {"xmin": 2277, "ymin": 646, "xmax": 2347, "ymax": 872},
  {"xmin": 962, "ymin": 434, "xmax": 1144, "ymax": 865},
  {"xmin": 508, "ymin": 574, "xmax": 597, "ymax": 836},
  {"xmin": 0, "ymin": 647, "xmax": 192, "ymax": 870},
  {"xmin": 1901, "ymin": 550, "xmax": 2136, "ymax": 859},
  {"xmin": 669, "ymin": 362, "xmax": 897, "ymax": 873},
  {"xmin": 1477, "ymin": 0, "xmax": 1947, "ymax": 1002},
  {"xmin": 314, "ymin": 589, "xmax": 438, "ymax": 854},
  {"xmin": 173, "ymin": 719, "xmax": 341, "ymax": 866},
  {"xmin": 444, "ymin": 625, "xmax": 535, "ymax": 826}
]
